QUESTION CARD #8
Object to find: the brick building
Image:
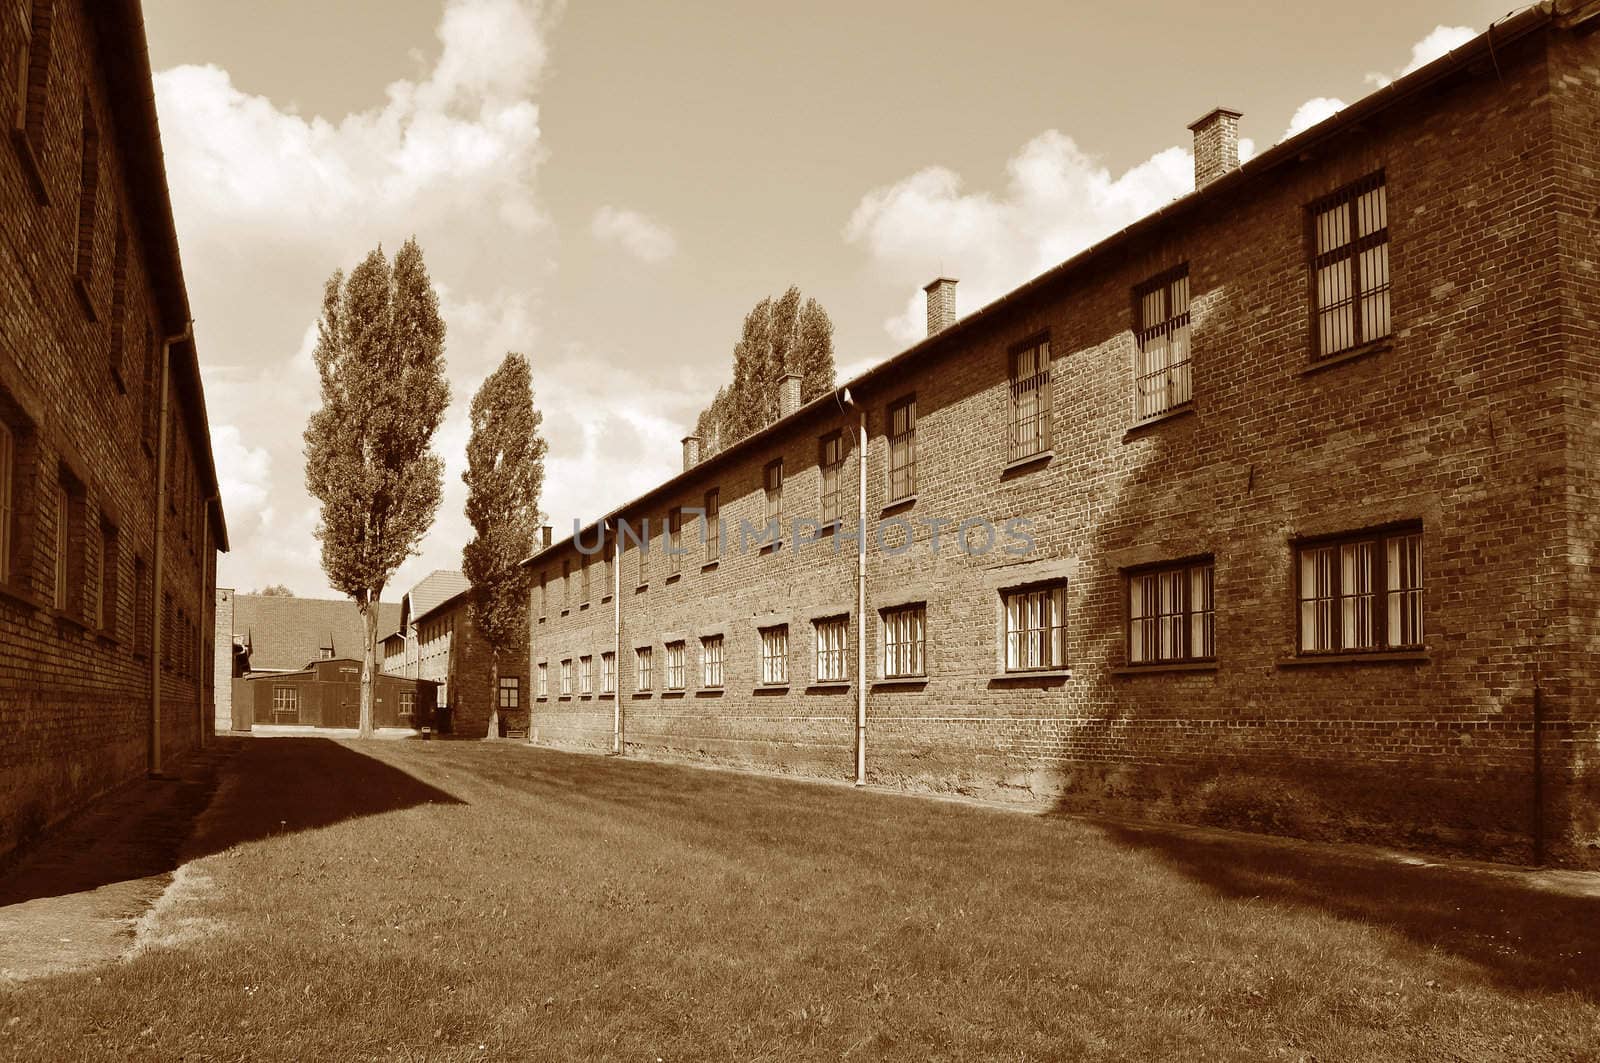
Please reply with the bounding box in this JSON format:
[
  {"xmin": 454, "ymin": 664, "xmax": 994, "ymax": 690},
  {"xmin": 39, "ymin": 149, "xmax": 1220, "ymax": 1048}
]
[
  {"xmin": 527, "ymin": 4, "xmax": 1600, "ymax": 867},
  {"xmin": 1, "ymin": 1, "xmax": 227, "ymax": 859}
]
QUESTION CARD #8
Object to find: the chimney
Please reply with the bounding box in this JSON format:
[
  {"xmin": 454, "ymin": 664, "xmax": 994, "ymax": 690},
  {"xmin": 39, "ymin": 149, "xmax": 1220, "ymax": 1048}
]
[
  {"xmin": 681, "ymin": 435, "xmax": 701, "ymax": 471},
  {"xmin": 1188, "ymin": 108, "xmax": 1242, "ymax": 189},
  {"xmin": 539, "ymin": 524, "xmax": 552, "ymax": 549},
  {"xmin": 924, "ymin": 277, "xmax": 957, "ymax": 336},
  {"xmin": 777, "ymin": 373, "xmax": 801, "ymax": 418}
]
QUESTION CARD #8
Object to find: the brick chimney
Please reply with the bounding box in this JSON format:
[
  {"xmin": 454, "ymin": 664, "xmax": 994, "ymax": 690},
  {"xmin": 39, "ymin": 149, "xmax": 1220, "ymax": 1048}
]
[
  {"xmin": 924, "ymin": 277, "xmax": 957, "ymax": 336},
  {"xmin": 681, "ymin": 435, "xmax": 701, "ymax": 470},
  {"xmin": 539, "ymin": 524, "xmax": 552, "ymax": 549},
  {"xmin": 1188, "ymin": 108, "xmax": 1242, "ymax": 189},
  {"xmin": 777, "ymin": 373, "xmax": 801, "ymax": 418}
]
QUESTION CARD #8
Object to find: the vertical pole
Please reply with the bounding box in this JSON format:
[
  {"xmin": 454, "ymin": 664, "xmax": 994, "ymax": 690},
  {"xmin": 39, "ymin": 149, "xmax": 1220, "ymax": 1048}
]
[
  {"xmin": 613, "ymin": 523, "xmax": 623, "ymax": 755},
  {"xmin": 197, "ymin": 500, "xmax": 208, "ymax": 746},
  {"xmin": 855, "ymin": 401, "xmax": 868, "ymax": 787},
  {"xmin": 1532, "ymin": 680, "xmax": 1545, "ymax": 866},
  {"xmin": 150, "ymin": 329, "xmax": 182, "ymax": 777}
]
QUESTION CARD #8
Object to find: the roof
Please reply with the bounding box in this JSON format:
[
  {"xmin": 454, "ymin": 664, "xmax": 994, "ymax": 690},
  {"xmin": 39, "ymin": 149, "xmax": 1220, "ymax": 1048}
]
[
  {"xmin": 90, "ymin": 2, "xmax": 228, "ymax": 550},
  {"xmin": 231, "ymin": 595, "xmax": 402, "ymax": 673},
  {"xmin": 401, "ymin": 570, "xmax": 471, "ymax": 629},
  {"xmin": 519, "ymin": 1, "xmax": 1571, "ymax": 572}
]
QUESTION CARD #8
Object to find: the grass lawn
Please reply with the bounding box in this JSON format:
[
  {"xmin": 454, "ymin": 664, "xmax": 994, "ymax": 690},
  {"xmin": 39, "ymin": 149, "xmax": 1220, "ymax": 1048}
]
[{"xmin": 3, "ymin": 737, "xmax": 1598, "ymax": 1061}]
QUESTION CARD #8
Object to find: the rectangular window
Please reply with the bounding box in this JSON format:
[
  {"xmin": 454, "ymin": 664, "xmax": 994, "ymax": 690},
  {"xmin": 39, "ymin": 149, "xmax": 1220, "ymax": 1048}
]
[
  {"xmin": 581, "ymin": 554, "xmax": 591, "ymax": 603},
  {"xmin": 764, "ymin": 460, "xmax": 783, "ymax": 532},
  {"xmin": 272, "ymin": 685, "xmax": 299, "ymax": 722},
  {"xmin": 14, "ymin": 2, "xmax": 53, "ymax": 157},
  {"xmin": 818, "ymin": 432, "xmax": 845, "ymax": 525},
  {"xmin": 1298, "ymin": 527, "xmax": 1422, "ymax": 653},
  {"xmin": 0, "ymin": 418, "xmax": 12, "ymax": 583},
  {"xmin": 759, "ymin": 626, "xmax": 788, "ymax": 685},
  {"xmin": 559, "ymin": 659, "xmax": 572, "ymax": 696},
  {"xmin": 1310, "ymin": 172, "xmax": 1390, "ymax": 359},
  {"xmin": 1004, "ymin": 584, "xmax": 1070, "ymax": 671},
  {"xmin": 537, "ymin": 662, "xmax": 548, "ymax": 697},
  {"xmin": 701, "ymin": 635, "xmax": 723, "ymax": 688},
  {"xmin": 142, "ymin": 326, "xmax": 157, "ymax": 453},
  {"xmin": 133, "ymin": 555, "xmax": 148, "ymax": 655},
  {"xmin": 601, "ymin": 547, "xmax": 612, "ymax": 598},
  {"xmin": 704, "ymin": 488, "xmax": 720, "ymax": 564},
  {"xmin": 815, "ymin": 616, "xmax": 847, "ymax": 682},
  {"xmin": 562, "ymin": 559, "xmax": 570, "ymax": 611},
  {"xmin": 600, "ymin": 651, "xmax": 616, "ymax": 694},
  {"xmin": 668, "ymin": 507, "xmax": 683, "ymax": 576},
  {"xmin": 499, "ymin": 675, "xmax": 519, "ymax": 708},
  {"xmin": 75, "ymin": 96, "xmax": 99, "ymax": 296},
  {"xmin": 399, "ymin": 690, "xmax": 415, "ymax": 718},
  {"xmin": 637, "ymin": 523, "xmax": 650, "ymax": 586},
  {"xmin": 109, "ymin": 225, "xmax": 127, "ymax": 383},
  {"xmin": 538, "ymin": 572, "xmax": 546, "ymax": 618},
  {"xmin": 98, "ymin": 520, "xmax": 117, "ymax": 633},
  {"xmin": 1009, "ymin": 338, "xmax": 1052, "ymax": 461},
  {"xmin": 1135, "ymin": 267, "xmax": 1192, "ymax": 420},
  {"xmin": 54, "ymin": 471, "xmax": 84, "ymax": 615},
  {"xmin": 665, "ymin": 641, "xmax": 686, "ymax": 690},
  {"xmin": 887, "ymin": 396, "xmax": 916, "ymax": 501},
  {"xmin": 579, "ymin": 655, "xmax": 592, "ymax": 695},
  {"xmin": 1128, "ymin": 561, "xmax": 1214, "ymax": 665},
  {"xmin": 883, "ymin": 604, "xmax": 926, "ymax": 679},
  {"xmin": 636, "ymin": 646, "xmax": 654, "ymax": 691}
]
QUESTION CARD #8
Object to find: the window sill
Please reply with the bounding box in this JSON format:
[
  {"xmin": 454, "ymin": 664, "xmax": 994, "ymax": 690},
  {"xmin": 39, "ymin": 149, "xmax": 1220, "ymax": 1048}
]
[
  {"xmin": 535, "ymin": 696, "xmax": 548, "ymax": 702},
  {"xmin": 560, "ymin": 610, "xmax": 570, "ymax": 618},
  {"xmin": 1123, "ymin": 403, "xmax": 1195, "ymax": 441},
  {"xmin": 695, "ymin": 687, "xmax": 724, "ymax": 697},
  {"xmin": 754, "ymin": 684, "xmax": 790, "ymax": 694},
  {"xmin": 1001, "ymin": 450, "xmax": 1053, "ymax": 477},
  {"xmin": 111, "ymin": 365, "xmax": 127, "ymax": 396},
  {"xmin": 989, "ymin": 669, "xmax": 1072, "ymax": 685},
  {"xmin": 632, "ymin": 691, "xmax": 654, "ymax": 699},
  {"xmin": 701, "ymin": 560, "xmax": 719, "ymax": 572},
  {"xmin": 1276, "ymin": 650, "xmax": 1428, "ymax": 668},
  {"xmin": 601, "ymin": 595, "xmax": 612, "ymax": 605},
  {"xmin": 11, "ymin": 131, "xmax": 48, "ymax": 205},
  {"xmin": 759, "ymin": 540, "xmax": 784, "ymax": 556},
  {"xmin": 665, "ymin": 573, "xmax": 681, "ymax": 584},
  {"xmin": 872, "ymin": 677, "xmax": 928, "ymax": 690},
  {"xmin": 52, "ymin": 608, "xmax": 91, "ymax": 634},
  {"xmin": 72, "ymin": 275, "xmax": 99, "ymax": 322},
  {"xmin": 537, "ymin": 616, "xmax": 546, "ymax": 624},
  {"xmin": 0, "ymin": 580, "xmax": 44, "ymax": 612},
  {"xmin": 635, "ymin": 584, "xmax": 648, "ymax": 593},
  {"xmin": 806, "ymin": 681, "xmax": 851, "ymax": 692},
  {"xmin": 662, "ymin": 689, "xmax": 686, "ymax": 698},
  {"xmin": 1303, "ymin": 339, "xmax": 1392, "ymax": 376},
  {"xmin": 881, "ymin": 495, "xmax": 916, "ymax": 516},
  {"xmin": 558, "ymin": 695, "xmax": 571, "ymax": 701},
  {"xmin": 579, "ymin": 603, "xmax": 590, "ymax": 611},
  {"xmin": 1112, "ymin": 661, "xmax": 1218, "ymax": 676}
]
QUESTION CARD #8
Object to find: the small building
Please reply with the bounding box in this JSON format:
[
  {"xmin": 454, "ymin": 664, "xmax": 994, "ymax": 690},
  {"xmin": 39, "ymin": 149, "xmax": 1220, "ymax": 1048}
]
[{"xmin": 234, "ymin": 657, "xmax": 437, "ymax": 731}]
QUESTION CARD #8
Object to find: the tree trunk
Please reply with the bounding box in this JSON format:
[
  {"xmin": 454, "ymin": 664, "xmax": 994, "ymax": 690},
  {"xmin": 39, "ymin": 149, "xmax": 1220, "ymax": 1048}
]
[
  {"xmin": 486, "ymin": 649, "xmax": 499, "ymax": 740},
  {"xmin": 359, "ymin": 602, "xmax": 377, "ymax": 738}
]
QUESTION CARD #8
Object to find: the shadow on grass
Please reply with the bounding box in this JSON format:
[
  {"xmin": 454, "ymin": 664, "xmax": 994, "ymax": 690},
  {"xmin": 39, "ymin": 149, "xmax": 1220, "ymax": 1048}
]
[
  {"xmin": 0, "ymin": 737, "xmax": 463, "ymax": 909},
  {"xmin": 1097, "ymin": 819, "xmax": 1600, "ymax": 1001}
]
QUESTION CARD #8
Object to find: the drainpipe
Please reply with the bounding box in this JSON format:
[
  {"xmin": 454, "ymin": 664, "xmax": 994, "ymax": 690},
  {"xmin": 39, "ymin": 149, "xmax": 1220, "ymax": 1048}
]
[
  {"xmin": 150, "ymin": 322, "xmax": 190, "ymax": 777},
  {"xmin": 1532, "ymin": 677, "xmax": 1545, "ymax": 866},
  {"xmin": 612, "ymin": 523, "xmax": 623, "ymax": 755},
  {"xmin": 848, "ymin": 388, "xmax": 867, "ymax": 787},
  {"xmin": 197, "ymin": 495, "xmax": 211, "ymax": 745}
]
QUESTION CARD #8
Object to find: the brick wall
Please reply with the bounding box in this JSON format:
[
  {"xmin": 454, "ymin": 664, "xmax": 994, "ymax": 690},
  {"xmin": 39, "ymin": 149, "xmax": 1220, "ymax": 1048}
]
[
  {"xmin": 0, "ymin": 0, "xmax": 220, "ymax": 861},
  {"xmin": 415, "ymin": 593, "xmax": 528, "ymax": 738}
]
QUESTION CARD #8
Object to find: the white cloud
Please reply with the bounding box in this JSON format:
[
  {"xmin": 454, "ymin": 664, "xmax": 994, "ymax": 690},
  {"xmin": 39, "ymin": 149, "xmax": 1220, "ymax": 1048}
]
[
  {"xmin": 591, "ymin": 205, "xmax": 678, "ymax": 263},
  {"xmin": 1366, "ymin": 25, "xmax": 1477, "ymax": 87},
  {"xmin": 1282, "ymin": 97, "xmax": 1348, "ymax": 140}
]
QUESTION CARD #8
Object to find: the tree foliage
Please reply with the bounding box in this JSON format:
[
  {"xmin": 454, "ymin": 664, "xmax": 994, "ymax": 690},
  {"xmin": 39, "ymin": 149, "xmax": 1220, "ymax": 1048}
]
[
  {"xmin": 253, "ymin": 584, "xmax": 295, "ymax": 597},
  {"xmin": 462, "ymin": 352, "xmax": 546, "ymax": 737},
  {"xmin": 304, "ymin": 238, "xmax": 450, "ymax": 736},
  {"xmin": 695, "ymin": 287, "xmax": 835, "ymax": 455}
]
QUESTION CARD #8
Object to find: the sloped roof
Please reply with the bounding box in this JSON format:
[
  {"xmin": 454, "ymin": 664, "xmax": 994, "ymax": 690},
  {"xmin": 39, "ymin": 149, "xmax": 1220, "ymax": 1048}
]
[
  {"xmin": 232, "ymin": 595, "xmax": 402, "ymax": 673},
  {"xmin": 400, "ymin": 570, "xmax": 470, "ymax": 629}
]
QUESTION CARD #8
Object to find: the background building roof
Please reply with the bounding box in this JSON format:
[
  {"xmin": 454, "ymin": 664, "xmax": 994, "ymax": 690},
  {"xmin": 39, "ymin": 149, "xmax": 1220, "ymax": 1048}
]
[
  {"xmin": 231, "ymin": 594, "xmax": 401, "ymax": 673},
  {"xmin": 400, "ymin": 570, "xmax": 471, "ymax": 630}
]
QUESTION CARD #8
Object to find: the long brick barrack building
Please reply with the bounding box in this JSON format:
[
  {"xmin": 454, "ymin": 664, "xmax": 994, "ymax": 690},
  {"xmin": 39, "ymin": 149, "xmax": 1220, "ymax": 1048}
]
[
  {"xmin": 1, "ymin": 0, "xmax": 226, "ymax": 861},
  {"xmin": 526, "ymin": 3, "xmax": 1600, "ymax": 867}
]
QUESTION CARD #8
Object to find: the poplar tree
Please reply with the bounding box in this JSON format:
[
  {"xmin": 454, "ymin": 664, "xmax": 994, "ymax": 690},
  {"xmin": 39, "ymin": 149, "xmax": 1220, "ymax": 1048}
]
[
  {"xmin": 304, "ymin": 238, "xmax": 450, "ymax": 737},
  {"xmin": 461, "ymin": 352, "xmax": 545, "ymax": 738}
]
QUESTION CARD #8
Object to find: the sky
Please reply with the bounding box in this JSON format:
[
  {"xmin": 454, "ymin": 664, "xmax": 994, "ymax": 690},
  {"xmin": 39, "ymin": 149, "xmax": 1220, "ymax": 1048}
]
[{"xmin": 141, "ymin": 0, "xmax": 1513, "ymax": 602}]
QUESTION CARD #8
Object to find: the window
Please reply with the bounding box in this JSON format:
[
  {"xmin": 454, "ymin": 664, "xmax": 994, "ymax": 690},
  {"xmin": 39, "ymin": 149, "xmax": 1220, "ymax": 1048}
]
[
  {"xmin": 538, "ymin": 572, "xmax": 546, "ymax": 618},
  {"xmin": 764, "ymin": 460, "xmax": 783, "ymax": 532},
  {"xmin": 272, "ymin": 685, "xmax": 299, "ymax": 722},
  {"xmin": 887, "ymin": 396, "xmax": 916, "ymax": 501},
  {"xmin": 559, "ymin": 659, "xmax": 572, "ymax": 696},
  {"xmin": 74, "ymin": 96, "xmax": 99, "ymax": 303},
  {"xmin": 819, "ymin": 433, "xmax": 844, "ymax": 525},
  {"xmin": 815, "ymin": 616, "xmax": 847, "ymax": 682},
  {"xmin": 133, "ymin": 555, "xmax": 148, "ymax": 655},
  {"xmin": 701, "ymin": 635, "xmax": 723, "ymax": 688},
  {"xmin": 883, "ymin": 604, "xmax": 925, "ymax": 678},
  {"xmin": 704, "ymin": 489, "xmax": 720, "ymax": 564},
  {"xmin": 1009, "ymin": 338, "xmax": 1052, "ymax": 460},
  {"xmin": 399, "ymin": 691, "xmax": 415, "ymax": 718},
  {"xmin": 581, "ymin": 554, "xmax": 591, "ymax": 603},
  {"xmin": 1128, "ymin": 561, "xmax": 1213, "ymax": 665},
  {"xmin": 1310, "ymin": 172, "xmax": 1390, "ymax": 359},
  {"xmin": 98, "ymin": 520, "xmax": 117, "ymax": 633},
  {"xmin": 318, "ymin": 645, "xmax": 334, "ymax": 661},
  {"xmin": 142, "ymin": 326, "xmax": 157, "ymax": 453},
  {"xmin": 14, "ymin": 2, "xmax": 52, "ymax": 179},
  {"xmin": 665, "ymin": 641, "xmax": 686, "ymax": 690},
  {"xmin": 668, "ymin": 507, "xmax": 683, "ymax": 576},
  {"xmin": 600, "ymin": 651, "xmax": 616, "ymax": 694},
  {"xmin": 579, "ymin": 655, "xmax": 593, "ymax": 695},
  {"xmin": 636, "ymin": 646, "xmax": 653, "ymax": 691},
  {"xmin": 109, "ymin": 225, "xmax": 127, "ymax": 384},
  {"xmin": 537, "ymin": 661, "xmax": 548, "ymax": 698},
  {"xmin": 601, "ymin": 548, "xmax": 612, "ymax": 598},
  {"xmin": 562, "ymin": 559, "xmax": 570, "ymax": 611},
  {"xmin": 637, "ymin": 524, "xmax": 650, "ymax": 586},
  {"xmin": 1135, "ymin": 268, "xmax": 1192, "ymax": 420},
  {"xmin": 1004, "ymin": 584, "xmax": 1070, "ymax": 671},
  {"xmin": 759, "ymin": 626, "xmax": 788, "ymax": 685},
  {"xmin": 499, "ymin": 675, "xmax": 520, "ymax": 708},
  {"xmin": 54, "ymin": 470, "xmax": 84, "ymax": 615},
  {"xmin": 0, "ymin": 418, "xmax": 12, "ymax": 583},
  {"xmin": 1298, "ymin": 526, "xmax": 1422, "ymax": 653}
]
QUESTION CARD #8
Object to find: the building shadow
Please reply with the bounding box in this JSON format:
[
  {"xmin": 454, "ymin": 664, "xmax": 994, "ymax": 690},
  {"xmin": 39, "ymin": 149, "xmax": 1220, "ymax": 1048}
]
[
  {"xmin": 0, "ymin": 736, "xmax": 464, "ymax": 909},
  {"xmin": 1095, "ymin": 817, "xmax": 1600, "ymax": 1001}
]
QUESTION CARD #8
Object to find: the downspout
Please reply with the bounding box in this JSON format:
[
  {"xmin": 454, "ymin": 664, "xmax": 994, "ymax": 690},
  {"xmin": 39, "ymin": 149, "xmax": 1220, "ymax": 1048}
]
[
  {"xmin": 1533, "ymin": 675, "xmax": 1545, "ymax": 866},
  {"xmin": 612, "ymin": 523, "xmax": 623, "ymax": 755},
  {"xmin": 850, "ymin": 389, "xmax": 867, "ymax": 787},
  {"xmin": 197, "ymin": 495, "xmax": 211, "ymax": 745},
  {"xmin": 150, "ymin": 323, "xmax": 189, "ymax": 777}
]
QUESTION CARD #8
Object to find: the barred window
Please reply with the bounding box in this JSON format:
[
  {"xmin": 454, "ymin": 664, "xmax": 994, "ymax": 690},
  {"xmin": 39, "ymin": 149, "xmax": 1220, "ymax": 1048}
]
[
  {"xmin": 600, "ymin": 651, "xmax": 616, "ymax": 694},
  {"xmin": 1135, "ymin": 267, "xmax": 1192, "ymax": 421},
  {"xmin": 1009, "ymin": 338, "xmax": 1051, "ymax": 461},
  {"xmin": 883, "ymin": 604, "xmax": 925, "ymax": 678},
  {"xmin": 764, "ymin": 460, "xmax": 783, "ymax": 532},
  {"xmin": 0, "ymin": 418, "xmax": 14, "ymax": 584},
  {"xmin": 1004, "ymin": 584, "xmax": 1068, "ymax": 672},
  {"xmin": 399, "ymin": 691, "xmax": 415, "ymax": 718},
  {"xmin": 1310, "ymin": 172, "xmax": 1390, "ymax": 359},
  {"xmin": 1128, "ymin": 560, "xmax": 1214, "ymax": 665},
  {"xmin": 499, "ymin": 676, "xmax": 520, "ymax": 708},
  {"xmin": 15, "ymin": 2, "xmax": 53, "ymax": 157},
  {"xmin": 704, "ymin": 489, "xmax": 720, "ymax": 564},
  {"xmin": 815, "ymin": 616, "xmax": 847, "ymax": 682},
  {"xmin": 760, "ymin": 626, "xmax": 788, "ymax": 685},
  {"xmin": 600, "ymin": 545, "xmax": 612, "ymax": 599},
  {"xmin": 701, "ymin": 635, "xmax": 723, "ymax": 688},
  {"xmin": 74, "ymin": 96, "xmax": 99, "ymax": 294},
  {"xmin": 537, "ymin": 662, "xmax": 548, "ymax": 698},
  {"xmin": 887, "ymin": 396, "xmax": 916, "ymax": 501},
  {"xmin": 562, "ymin": 559, "xmax": 570, "ymax": 611},
  {"xmin": 668, "ymin": 507, "xmax": 683, "ymax": 576},
  {"xmin": 272, "ymin": 685, "xmax": 298, "ymax": 721},
  {"xmin": 538, "ymin": 571, "xmax": 546, "ymax": 618},
  {"xmin": 581, "ymin": 554, "xmax": 591, "ymax": 603},
  {"xmin": 578, "ymin": 656, "xmax": 592, "ymax": 695},
  {"xmin": 559, "ymin": 659, "xmax": 572, "ymax": 696},
  {"xmin": 819, "ymin": 432, "xmax": 844, "ymax": 525},
  {"xmin": 636, "ymin": 646, "xmax": 653, "ymax": 691},
  {"xmin": 1298, "ymin": 527, "xmax": 1422, "ymax": 653},
  {"xmin": 98, "ymin": 520, "xmax": 117, "ymax": 633},
  {"xmin": 636, "ymin": 523, "xmax": 650, "ymax": 586},
  {"xmin": 665, "ymin": 641, "xmax": 686, "ymax": 690}
]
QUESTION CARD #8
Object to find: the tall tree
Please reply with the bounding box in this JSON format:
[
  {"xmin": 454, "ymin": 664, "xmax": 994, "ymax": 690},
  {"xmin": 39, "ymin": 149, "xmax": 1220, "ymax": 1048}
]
[
  {"xmin": 461, "ymin": 352, "xmax": 546, "ymax": 739},
  {"xmin": 304, "ymin": 238, "xmax": 450, "ymax": 738},
  {"xmin": 253, "ymin": 584, "xmax": 295, "ymax": 597},
  {"xmin": 697, "ymin": 287, "xmax": 836, "ymax": 456}
]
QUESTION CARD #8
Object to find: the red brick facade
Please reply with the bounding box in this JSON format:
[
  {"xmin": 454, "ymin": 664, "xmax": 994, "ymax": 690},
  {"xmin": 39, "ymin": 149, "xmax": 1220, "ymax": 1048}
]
[
  {"xmin": 393, "ymin": 587, "xmax": 529, "ymax": 739},
  {"xmin": 1, "ymin": 1, "xmax": 225, "ymax": 861},
  {"xmin": 529, "ymin": 12, "xmax": 1600, "ymax": 866}
]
